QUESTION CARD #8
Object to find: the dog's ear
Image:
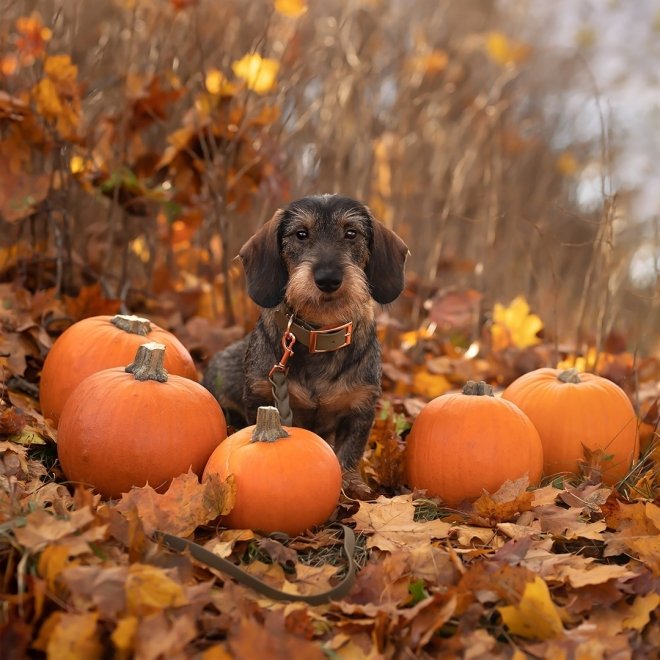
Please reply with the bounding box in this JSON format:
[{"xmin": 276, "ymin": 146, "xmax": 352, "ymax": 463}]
[
  {"xmin": 239, "ymin": 210, "xmax": 288, "ymax": 308},
  {"xmin": 365, "ymin": 217, "xmax": 409, "ymax": 304}
]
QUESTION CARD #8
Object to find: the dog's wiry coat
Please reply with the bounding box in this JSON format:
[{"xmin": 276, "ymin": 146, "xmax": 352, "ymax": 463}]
[{"xmin": 203, "ymin": 194, "xmax": 408, "ymax": 469}]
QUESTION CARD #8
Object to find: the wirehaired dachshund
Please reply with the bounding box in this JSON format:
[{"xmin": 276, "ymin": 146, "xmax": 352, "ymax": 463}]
[{"xmin": 203, "ymin": 194, "xmax": 408, "ymax": 469}]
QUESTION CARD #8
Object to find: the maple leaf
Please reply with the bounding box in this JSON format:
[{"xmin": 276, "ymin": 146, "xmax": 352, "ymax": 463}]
[
  {"xmin": 274, "ymin": 0, "xmax": 308, "ymax": 18},
  {"xmin": 232, "ymin": 54, "xmax": 279, "ymax": 94},
  {"xmin": 491, "ymin": 296, "xmax": 543, "ymax": 350},
  {"xmin": 472, "ymin": 476, "xmax": 534, "ymax": 524},
  {"xmin": 348, "ymin": 494, "xmax": 451, "ymax": 552},
  {"xmin": 116, "ymin": 470, "xmax": 236, "ymax": 537},
  {"xmin": 498, "ymin": 576, "xmax": 564, "ymax": 640}
]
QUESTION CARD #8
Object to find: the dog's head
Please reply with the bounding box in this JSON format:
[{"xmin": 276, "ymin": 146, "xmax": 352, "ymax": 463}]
[{"xmin": 239, "ymin": 194, "xmax": 408, "ymax": 324}]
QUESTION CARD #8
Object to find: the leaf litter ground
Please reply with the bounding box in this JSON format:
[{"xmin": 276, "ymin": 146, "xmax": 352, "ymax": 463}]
[{"xmin": 0, "ymin": 285, "xmax": 659, "ymax": 659}]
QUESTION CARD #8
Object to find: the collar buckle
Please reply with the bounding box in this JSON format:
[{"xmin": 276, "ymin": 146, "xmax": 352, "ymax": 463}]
[{"xmin": 307, "ymin": 321, "xmax": 353, "ymax": 353}]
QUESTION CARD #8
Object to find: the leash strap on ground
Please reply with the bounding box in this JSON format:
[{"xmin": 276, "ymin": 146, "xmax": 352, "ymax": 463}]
[
  {"xmin": 269, "ymin": 370, "xmax": 293, "ymax": 426},
  {"xmin": 154, "ymin": 524, "xmax": 357, "ymax": 606}
]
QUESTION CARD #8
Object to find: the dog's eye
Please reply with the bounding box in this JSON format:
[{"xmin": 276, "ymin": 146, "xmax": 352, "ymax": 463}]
[
  {"xmin": 345, "ymin": 229, "xmax": 357, "ymax": 240},
  {"xmin": 296, "ymin": 230, "xmax": 308, "ymax": 240}
]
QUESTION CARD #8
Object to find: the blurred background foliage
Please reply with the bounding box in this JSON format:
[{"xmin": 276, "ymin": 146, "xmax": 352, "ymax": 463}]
[{"xmin": 0, "ymin": 0, "xmax": 657, "ymax": 360}]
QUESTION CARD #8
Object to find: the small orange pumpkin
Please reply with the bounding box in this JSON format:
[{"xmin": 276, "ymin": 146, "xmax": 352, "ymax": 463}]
[
  {"xmin": 40, "ymin": 314, "xmax": 198, "ymax": 427},
  {"xmin": 406, "ymin": 381, "xmax": 543, "ymax": 505},
  {"xmin": 203, "ymin": 406, "xmax": 342, "ymax": 535},
  {"xmin": 57, "ymin": 342, "xmax": 226, "ymax": 499},
  {"xmin": 502, "ymin": 367, "xmax": 639, "ymax": 483}
]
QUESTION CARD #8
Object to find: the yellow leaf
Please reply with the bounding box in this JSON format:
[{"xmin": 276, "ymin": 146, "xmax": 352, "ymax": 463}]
[
  {"xmin": 125, "ymin": 563, "xmax": 188, "ymax": 616},
  {"xmin": 70, "ymin": 155, "xmax": 85, "ymax": 174},
  {"xmin": 274, "ymin": 0, "xmax": 308, "ymax": 17},
  {"xmin": 111, "ymin": 616, "xmax": 138, "ymax": 653},
  {"xmin": 33, "ymin": 77, "xmax": 63, "ymax": 116},
  {"xmin": 556, "ymin": 151, "xmax": 579, "ymax": 176},
  {"xmin": 622, "ymin": 592, "xmax": 660, "ymax": 631},
  {"xmin": 232, "ymin": 54, "xmax": 279, "ymax": 94},
  {"xmin": 205, "ymin": 68, "xmax": 236, "ymax": 96},
  {"xmin": 37, "ymin": 544, "xmax": 71, "ymax": 592},
  {"xmin": 412, "ymin": 367, "xmax": 452, "ymax": 399},
  {"xmin": 498, "ymin": 576, "xmax": 564, "ymax": 640},
  {"xmin": 491, "ymin": 296, "xmax": 543, "ymax": 349},
  {"xmin": 486, "ymin": 32, "xmax": 530, "ymax": 67},
  {"xmin": 34, "ymin": 611, "xmax": 102, "ymax": 659},
  {"xmin": 44, "ymin": 54, "xmax": 78, "ymax": 83}
]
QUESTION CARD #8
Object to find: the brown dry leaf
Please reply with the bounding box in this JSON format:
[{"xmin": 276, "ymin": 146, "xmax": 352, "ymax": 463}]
[
  {"xmin": 0, "ymin": 157, "xmax": 50, "ymax": 223},
  {"xmin": 62, "ymin": 565, "xmax": 129, "ymax": 620},
  {"xmin": 497, "ymin": 576, "xmax": 564, "ymax": 640},
  {"xmin": 116, "ymin": 470, "xmax": 236, "ymax": 536},
  {"xmin": 227, "ymin": 615, "xmax": 325, "ymax": 660},
  {"xmin": 536, "ymin": 504, "xmax": 606, "ymax": 541},
  {"xmin": 558, "ymin": 563, "xmax": 637, "ymax": 589},
  {"xmin": 472, "ymin": 476, "xmax": 534, "ymax": 524},
  {"xmin": 361, "ymin": 411, "xmax": 407, "ymax": 490},
  {"xmin": 348, "ymin": 494, "xmax": 451, "ymax": 552},
  {"xmin": 13, "ymin": 507, "xmax": 106, "ymax": 553},
  {"xmin": 134, "ymin": 611, "xmax": 198, "ymax": 660}
]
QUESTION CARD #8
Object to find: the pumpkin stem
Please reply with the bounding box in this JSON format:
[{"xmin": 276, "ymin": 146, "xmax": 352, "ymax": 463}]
[
  {"xmin": 558, "ymin": 368, "xmax": 582, "ymax": 384},
  {"xmin": 125, "ymin": 342, "xmax": 168, "ymax": 382},
  {"xmin": 111, "ymin": 314, "xmax": 152, "ymax": 336},
  {"xmin": 462, "ymin": 380, "xmax": 494, "ymax": 396},
  {"xmin": 251, "ymin": 406, "xmax": 290, "ymax": 443}
]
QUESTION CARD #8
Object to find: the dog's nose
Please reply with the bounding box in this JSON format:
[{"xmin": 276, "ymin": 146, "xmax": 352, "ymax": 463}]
[{"xmin": 314, "ymin": 266, "xmax": 343, "ymax": 293}]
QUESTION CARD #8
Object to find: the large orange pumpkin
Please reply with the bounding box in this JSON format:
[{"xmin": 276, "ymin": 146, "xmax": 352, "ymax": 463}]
[
  {"xmin": 57, "ymin": 342, "xmax": 226, "ymax": 499},
  {"xmin": 406, "ymin": 381, "xmax": 543, "ymax": 505},
  {"xmin": 502, "ymin": 367, "xmax": 639, "ymax": 483},
  {"xmin": 40, "ymin": 314, "xmax": 198, "ymax": 427},
  {"xmin": 203, "ymin": 406, "xmax": 342, "ymax": 535}
]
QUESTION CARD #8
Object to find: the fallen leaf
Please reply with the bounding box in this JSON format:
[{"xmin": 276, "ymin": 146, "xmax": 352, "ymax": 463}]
[
  {"xmin": 33, "ymin": 611, "xmax": 102, "ymax": 659},
  {"xmin": 116, "ymin": 471, "xmax": 235, "ymax": 536},
  {"xmin": 125, "ymin": 563, "xmax": 188, "ymax": 616},
  {"xmin": 621, "ymin": 592, "xmax": 660, "ymax": 631},
  {"xmin": 349, "ymin": 494, "xmax": 451, "ymax": 552},
  {"xmin": 498, "ymin": 576, "xmax": 564, "ymax": 640}
]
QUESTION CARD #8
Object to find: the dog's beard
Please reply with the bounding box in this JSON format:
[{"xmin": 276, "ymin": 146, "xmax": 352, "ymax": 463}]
[{"xmin": 285, "ymin": 263, "xmax": 373, "ymax": 326}]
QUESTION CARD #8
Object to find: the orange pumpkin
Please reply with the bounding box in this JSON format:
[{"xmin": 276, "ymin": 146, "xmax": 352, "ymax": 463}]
[
  {"xmin": 203, "ymin": 406, "xmax": 342, "ymax": 535},
  {"xmin": 57, "ymin": 342, "xmax": 226, "ymax": 499},
  {"xmin": 40, "ymin": 314, "xmax": 198, "ymax": 427},
  {"xmin": 406, "ymin": 381, "xmax": 543, "ymax": 505},
  {"xmin": 502, "ymin": 368, "xmax": 639, "ymax": 483}
]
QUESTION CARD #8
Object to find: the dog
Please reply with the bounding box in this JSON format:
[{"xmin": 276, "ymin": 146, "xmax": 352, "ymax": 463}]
[{"xmin": 203, "ymin": 194, "xmax": 408, "ymax": 469}]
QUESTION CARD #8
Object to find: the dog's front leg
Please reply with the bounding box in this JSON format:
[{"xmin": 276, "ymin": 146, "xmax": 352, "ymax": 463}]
[{"xmin": 333, "ymin": 407, "xmax": 377, "ymax": 470}]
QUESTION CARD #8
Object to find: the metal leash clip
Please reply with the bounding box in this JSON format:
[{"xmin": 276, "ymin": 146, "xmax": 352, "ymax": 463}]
[{"xmin": 269, "ymin": 315, "xmax": 296, "ymax": 378}]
